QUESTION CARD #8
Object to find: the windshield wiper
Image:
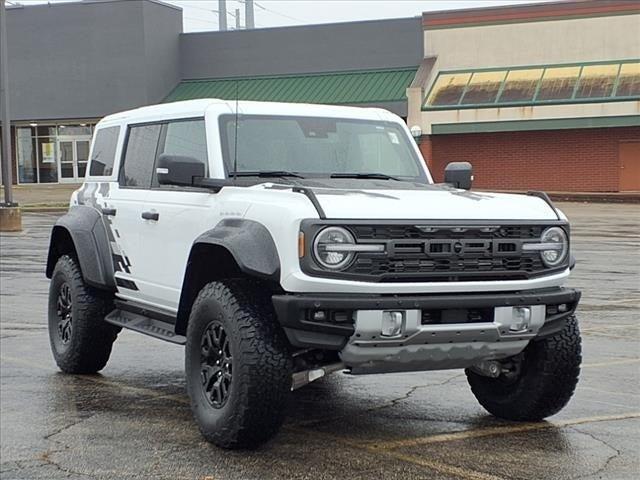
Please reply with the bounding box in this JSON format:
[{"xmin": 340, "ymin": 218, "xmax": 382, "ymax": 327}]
[
  {"xmin": 330, "ymin": 172, "xmax": 400, "ymax": 181},
  {"xmin": 230, "ymin": 170, "xmax": 305, "ymax": 178}
]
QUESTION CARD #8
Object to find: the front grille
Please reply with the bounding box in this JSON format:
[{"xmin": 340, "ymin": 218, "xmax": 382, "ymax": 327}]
[
  {"xmin": 350, "ymin": 252, "xmax": 546, "ymax": 282},
  {"xmin": 351, "ymin": 224, "xmax": 544, "ymax": 240},
  {"xmin": 301, "ymin": 222, "xmax": 568, "ymax": 282}
]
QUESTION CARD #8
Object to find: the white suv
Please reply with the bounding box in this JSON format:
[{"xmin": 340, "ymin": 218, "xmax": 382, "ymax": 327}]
[{"xmin": 46, "ymin": 99, "xmax": 581, "ymax": 448}]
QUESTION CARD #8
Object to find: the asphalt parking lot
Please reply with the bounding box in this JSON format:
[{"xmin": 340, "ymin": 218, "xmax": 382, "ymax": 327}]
[{"xmin": 1, "ymin": 202, "xmax": 639, "ymax": 480}]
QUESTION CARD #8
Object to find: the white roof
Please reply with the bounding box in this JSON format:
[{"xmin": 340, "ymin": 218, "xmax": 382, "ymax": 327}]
[{"xmin": 98, "ymin": 99, "xmax": 399, "ymax": 127}]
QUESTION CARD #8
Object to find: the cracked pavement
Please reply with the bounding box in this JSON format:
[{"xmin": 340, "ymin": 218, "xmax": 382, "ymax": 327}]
[{"xmin": 1, "ymin": 202, "xmax": 639, "ymax": 480}]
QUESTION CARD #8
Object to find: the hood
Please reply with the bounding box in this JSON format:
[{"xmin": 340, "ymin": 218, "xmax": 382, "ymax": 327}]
[{"xmin": 309, "ymin": 187, "xmax": 558, "ymax": 221}]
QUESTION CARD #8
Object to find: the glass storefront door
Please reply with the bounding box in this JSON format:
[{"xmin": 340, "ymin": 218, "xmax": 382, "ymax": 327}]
[{"xmin": 56, "ymin": 136, "xmax": 91, "ymax": 183}]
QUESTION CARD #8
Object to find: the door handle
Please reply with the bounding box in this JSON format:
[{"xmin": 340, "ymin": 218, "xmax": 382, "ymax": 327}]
[
  {"xmin": 141, "ymin": 211, "xmax": 159, "ymax": 221},
  {"xmin": 101, "ymin": 207, "xmax": 116, "ymax": 216}
]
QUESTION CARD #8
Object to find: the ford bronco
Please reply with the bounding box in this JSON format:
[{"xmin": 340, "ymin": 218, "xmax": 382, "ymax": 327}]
[{"xmin": 46, "ymin": 99, "xmax": 581, "ymax": 449}]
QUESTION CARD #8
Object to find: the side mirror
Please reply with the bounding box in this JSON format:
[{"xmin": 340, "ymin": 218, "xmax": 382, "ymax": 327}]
[
  {"xmin": 444, "ymin": 162, "xmax": 473, "ymax": 190},
  {"xmin": 156, "ymin": 154, "xmax": 205, "ymax": 186}
]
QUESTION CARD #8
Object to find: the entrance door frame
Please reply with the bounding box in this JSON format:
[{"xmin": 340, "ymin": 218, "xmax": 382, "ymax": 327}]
[{"xmin": 56, "ymin": 135, "xmax": 92, "ymax": 183}]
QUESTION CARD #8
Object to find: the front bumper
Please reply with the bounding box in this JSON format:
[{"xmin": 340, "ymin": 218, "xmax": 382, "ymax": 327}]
[{"xmin": 272, "ymin": 287, "xmax": 581, "ymax": 373}]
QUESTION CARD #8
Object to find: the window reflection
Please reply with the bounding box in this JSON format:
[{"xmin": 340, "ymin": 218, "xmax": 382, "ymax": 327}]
[
  {"xmin": 426, "ymin": 73, "xmax": 471, "ymax": 106},
  {"xmin": 16, "ymin": 128, "xmax": 37, "ymax": 183},
  {"xmin": 37, "ymin": 137, "xmax": 58, "ymax": 183},
  {"xmin": 424, "ymin": 62, "xmax": 640, "ymax": 108},
  {"xmin": 575, "ymin": 64, "xmax": 619, "ymax": 99},
  {"xmin": 615, "ymin": 62, "xmax": 640, "ymax": 97},
  {"xmin": 536, "ymin": 66, "xmax": 580, "ymax": 101},
  {"xmin": 498, "ymin": 69, "xmax": 543, "ymax": 103},
  {"xmin": 460, "ymin": 71, "xmax": 506, "ymax": 105}
]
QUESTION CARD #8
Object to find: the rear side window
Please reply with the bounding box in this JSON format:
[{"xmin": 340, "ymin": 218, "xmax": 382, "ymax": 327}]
[
  {"xmin": 120, "ymin": 124, "xmax": 162, "ymax": 188},
  {"xmin": 88, "ymin": 126, "xmax": 120, "ymax": 176}
]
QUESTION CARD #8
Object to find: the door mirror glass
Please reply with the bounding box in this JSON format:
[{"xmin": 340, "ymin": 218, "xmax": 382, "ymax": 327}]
[
  {"xmin": 156, "ymin": 154, "xmax": 205, "ymax": 186},
  {"xmin": 444, "ymin": 162, "xmax": 473, "ymax": 190}
]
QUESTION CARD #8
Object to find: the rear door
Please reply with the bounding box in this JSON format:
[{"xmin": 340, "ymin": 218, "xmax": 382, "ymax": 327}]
[{"xmin": 107, "ymin": 123, "xmax": 162, "ymax": 305}]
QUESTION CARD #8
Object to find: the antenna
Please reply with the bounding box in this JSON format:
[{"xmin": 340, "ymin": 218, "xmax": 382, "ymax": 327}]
[{"xmin": 232, "ymin": 80, "xmax": 239, "ymax": 182}]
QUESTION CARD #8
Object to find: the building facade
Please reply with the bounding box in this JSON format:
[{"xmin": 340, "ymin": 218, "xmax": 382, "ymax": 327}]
[
  {"xmin": 407, "ymin": 0, "xmax": 640, "ymax": 192},
  {"xmin": 1, "ymin": 0, "xmax": 639, "ymax": 191},
  {"xmin": 1, "ymin": 0, "xmax": 422, "ymax": 185}
]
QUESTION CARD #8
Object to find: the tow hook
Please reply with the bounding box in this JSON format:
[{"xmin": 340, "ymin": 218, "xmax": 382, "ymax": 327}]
[
  {"xmin": 291, "ymin": 362, "xmax": 345, "ymax": 390},
  {"xmin": 470, "ymin": 361, "xmax": 503, "ymax": 378}
]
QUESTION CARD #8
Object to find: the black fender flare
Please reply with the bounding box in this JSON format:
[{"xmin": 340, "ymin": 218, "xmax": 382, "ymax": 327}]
[
  {"xmin": 191, "ymin": 218, "xmax": 280, "ymax": 281},
  {"xmin": 46, "ymin": 205, "xmax": 116, "ymax": 291},
  {"xmin": 175, "ymin": 219, "xmax": 280, "ymax": 332}
]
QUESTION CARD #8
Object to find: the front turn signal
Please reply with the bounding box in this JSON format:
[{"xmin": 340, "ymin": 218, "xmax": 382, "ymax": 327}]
[{"xmin": 298, "ymin": 231, "xmax": 305, "ymax": 258}]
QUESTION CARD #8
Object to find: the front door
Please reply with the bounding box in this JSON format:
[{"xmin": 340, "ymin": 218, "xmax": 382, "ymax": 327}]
[
  {"xmin": 57, "ymin": 136, "xmax": 91, "ymax": 183},
  {"xmin": 619, "ymin": 141, "xmax": 640, "ymax": 191}
]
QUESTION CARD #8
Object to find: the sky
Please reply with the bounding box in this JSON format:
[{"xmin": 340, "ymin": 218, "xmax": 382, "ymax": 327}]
[{"xmin": 13, "ymin": 0, "xmax": 556, "ymax": 33}]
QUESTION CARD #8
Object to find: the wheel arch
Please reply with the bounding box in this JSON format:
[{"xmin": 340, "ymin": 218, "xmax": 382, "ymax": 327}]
[
  {"xmin": 175, "ymin": 219, "xmax": 281, "ymax": 335},
  {"xmin": 46, "ymin": 206, "xmax": 116, "ymax": 291}
]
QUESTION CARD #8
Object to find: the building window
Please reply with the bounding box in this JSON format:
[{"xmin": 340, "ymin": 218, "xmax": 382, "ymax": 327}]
[
  {"xmin": 15, "ymin": 122, "xmax": 95, "ymax": 184},
  {"xmin": 425, "ymin": 72, "xmax": 472, "ymax": 106},
  {"xmin": 536, "ymin": 66, "xmax": 580, "ymax": 101},
  {"xmin": 460, "ymin": 71, "xmax": 506, "ymax": 105},
  {"xmin": 498, "ymin": 68, "xmax": 543, "ymax": 103},
  {"xmin": 575, "ymin": 64, "xmax": 619, "ymax": 99},
  {"xmin": 16, "ymin": 128, "xmax": 38, "ymax": 183},
  {"xmin": 615, "ymin": 62, "xmax": 640, "ymax": 98},
  {"xmin": 423, "ymin": 60, "xmax": 640, "ymax": 109}
]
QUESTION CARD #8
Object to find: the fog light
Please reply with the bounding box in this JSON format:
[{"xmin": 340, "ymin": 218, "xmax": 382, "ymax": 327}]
[
  {"xmin": 381, "ymin": 311, "xmax": 404, "ymax": 337},
  {"xmin": 510, "ymin": 307, "xmax": 531, "ymax": 332},
  {"xmin": 312, "ymin": 310, "xmax": 327, "ymax": 321},
  {"xmin": 558, "ymin": 304, "xmax": 568, "ymax": 312}
]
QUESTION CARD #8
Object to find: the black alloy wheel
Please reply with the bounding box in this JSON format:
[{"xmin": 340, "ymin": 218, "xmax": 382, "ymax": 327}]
[
  {"xmin": 56, "ymin": 282, "xmax": 73, "ymax": 345},
  {"xmin": 201, "ymin": 321, "xmax": 233, "ymax": 408}
]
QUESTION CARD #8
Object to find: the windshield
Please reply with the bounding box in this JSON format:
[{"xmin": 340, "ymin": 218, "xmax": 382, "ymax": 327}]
[{"xmin": 219, "ymin": 115, "xmax": 427, "ymax": 181}]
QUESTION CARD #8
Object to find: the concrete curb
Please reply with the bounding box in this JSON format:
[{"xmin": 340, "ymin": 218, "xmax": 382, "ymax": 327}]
[
  {"xmin": 482, "ymin": 190, "xmax": 640, "ymax": 204},
  {"xmin": 546, "ymin": 193, "xmax": 640, "ymax": 204},
  {"xmin": 22, "ymin": 207, "xmax": 68, "ymax": 213}
]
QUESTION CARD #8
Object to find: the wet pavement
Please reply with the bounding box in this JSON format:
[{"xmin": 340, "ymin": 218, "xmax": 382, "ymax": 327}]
[{"xmin": 1, "ymin": 202, "xmax": 639, "ymax": 480}]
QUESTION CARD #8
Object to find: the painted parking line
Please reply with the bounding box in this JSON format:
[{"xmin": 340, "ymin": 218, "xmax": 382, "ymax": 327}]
[
  {"xmin": 369, "ymin": 448, "xmax": 505, "ymax": 480},
  {"xmin": 582, "ymin": 358, "xmax": 640, "ymax": 368},
  {"xmin": 581, "ymin": 324, "xmax": 639, "ymax": 331},
  {"xmin": 579, "ymin": 386, "xmax": 640, "ymax": 398},
  {"xmin": 3, "ymin": 353, "xmax": 504, "ymax": 480},
  {"xmin": 287, "ymin": 426, "xmax": 507, "ymax": 480},
  {"xmin": 5, "ymin": 353, "xmax": 639, "ymax": 480},
  {"xmin": 373, "ymin": 412, "xmax": 640, "ymax": 451}
]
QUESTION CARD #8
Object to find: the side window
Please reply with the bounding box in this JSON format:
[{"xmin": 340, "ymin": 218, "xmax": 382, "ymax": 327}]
[
  {"xmin": 153, "ymin": 119, "xmax": 208, "ymax": 187},
  {"xmin": 120, "ymin": 124, "xmax": 162, "ymax": 188},
  {"xmin": 88, "ymin": 126, "xmax": 120, "ymax": 177}
]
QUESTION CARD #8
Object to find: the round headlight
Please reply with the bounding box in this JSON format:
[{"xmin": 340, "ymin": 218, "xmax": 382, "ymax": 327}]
[
  {"xmin": 540, "ymin": 226, "xmax": 568, "ymax": 267},
  {"xmin": 312, "ymin": 227, "xmax": 355, "ymax": 270}
]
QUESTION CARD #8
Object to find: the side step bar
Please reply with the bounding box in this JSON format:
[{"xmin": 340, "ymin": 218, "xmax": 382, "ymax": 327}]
[{"xmin": 105, "ymin": 308, "xmax": 186, "ymax": 345}]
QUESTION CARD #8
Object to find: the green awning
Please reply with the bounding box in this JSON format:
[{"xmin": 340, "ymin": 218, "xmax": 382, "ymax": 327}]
[{"xmin": 164, "ymin": 68, "xmax": 417, "ymax": 105}]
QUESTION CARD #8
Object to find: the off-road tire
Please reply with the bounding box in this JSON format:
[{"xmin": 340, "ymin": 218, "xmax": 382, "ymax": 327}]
[
  {"xmin": 185, "ymin": 280, "xmax": 293, "ymax": 449},
  {"xmin": 48, "ymin": 255, "xmax": 119, "ymax": 374},
  {"xmin": 466, "ymin": 315, "xmax": 581, "ymax": 421}
]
